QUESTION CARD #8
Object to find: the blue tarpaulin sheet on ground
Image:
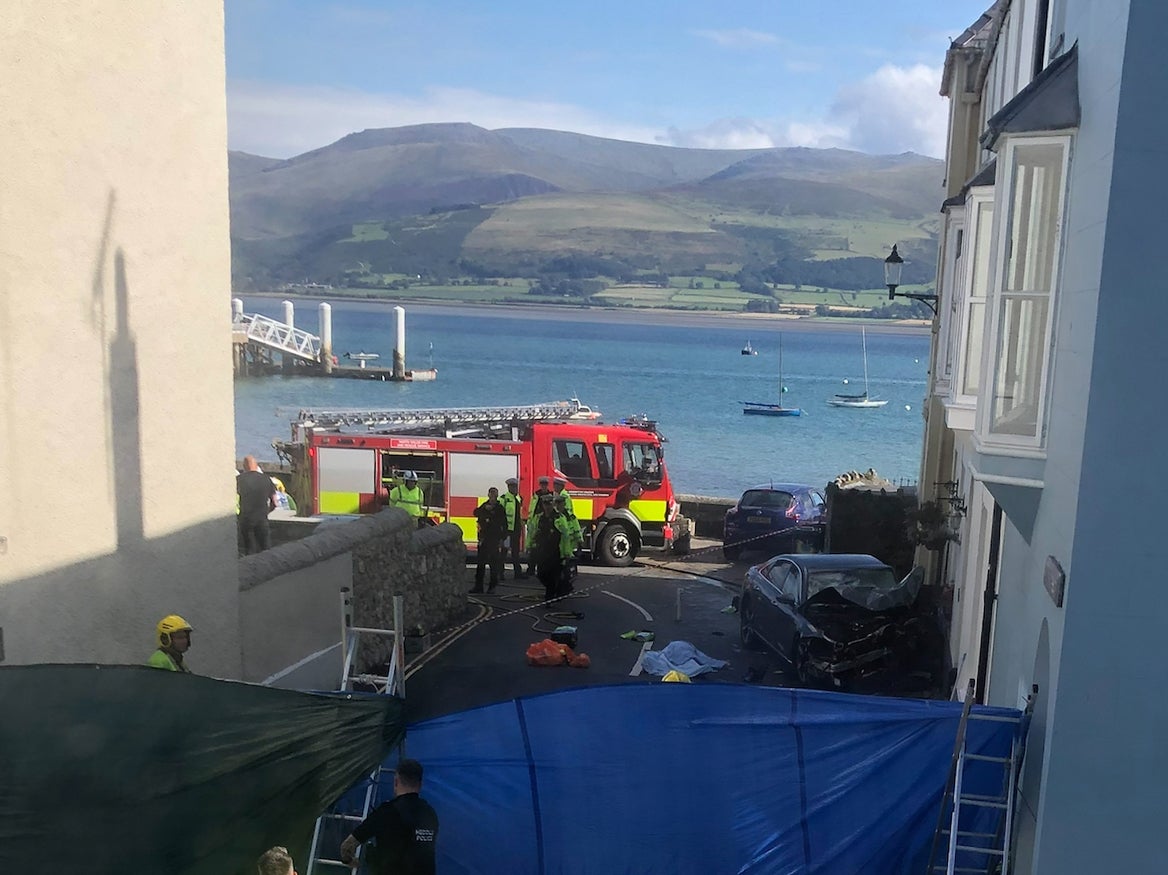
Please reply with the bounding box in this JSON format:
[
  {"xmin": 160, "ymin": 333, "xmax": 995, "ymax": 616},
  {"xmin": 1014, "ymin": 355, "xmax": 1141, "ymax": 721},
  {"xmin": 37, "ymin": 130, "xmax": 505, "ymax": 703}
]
[{"xmin": 372, "ymin": 684, "xmax": 1020, "ymax": 875}]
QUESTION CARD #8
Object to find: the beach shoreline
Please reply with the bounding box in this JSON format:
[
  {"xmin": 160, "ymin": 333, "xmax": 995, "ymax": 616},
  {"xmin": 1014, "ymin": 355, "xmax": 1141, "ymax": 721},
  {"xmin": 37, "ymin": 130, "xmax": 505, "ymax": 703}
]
[{"xmin": 240, "ymin": 291, "xmax": 933, "ymax": 336}]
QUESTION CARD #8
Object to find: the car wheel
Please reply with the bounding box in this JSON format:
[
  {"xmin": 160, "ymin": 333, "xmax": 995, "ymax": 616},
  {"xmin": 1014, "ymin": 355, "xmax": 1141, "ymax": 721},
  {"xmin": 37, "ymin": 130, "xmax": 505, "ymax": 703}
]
[
  {"xmin": 722, "ymin": 542, "xmax": 741, "ymax": 560},
  {"xmin": 739, "ymin": 598, "xmax": 763, "ymax": 651},
  {"xmin": 596, "ymin": 523, "xmax": 637, "ymax": 567}
]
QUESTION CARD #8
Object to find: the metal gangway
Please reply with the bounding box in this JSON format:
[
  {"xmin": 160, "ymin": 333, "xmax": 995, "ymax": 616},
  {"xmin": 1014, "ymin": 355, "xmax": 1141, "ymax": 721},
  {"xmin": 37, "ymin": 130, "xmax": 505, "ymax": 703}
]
[{"xmin": 234, "ymin": 311, "xmax": 322, "ymax": 363}]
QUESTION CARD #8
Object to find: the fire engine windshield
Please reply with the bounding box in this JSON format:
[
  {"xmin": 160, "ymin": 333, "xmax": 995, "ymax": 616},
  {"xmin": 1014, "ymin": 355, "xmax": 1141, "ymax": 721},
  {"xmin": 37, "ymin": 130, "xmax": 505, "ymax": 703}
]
[{"xmin": 624, "ymin": 442, "xmax": 662, "ymax": 486}]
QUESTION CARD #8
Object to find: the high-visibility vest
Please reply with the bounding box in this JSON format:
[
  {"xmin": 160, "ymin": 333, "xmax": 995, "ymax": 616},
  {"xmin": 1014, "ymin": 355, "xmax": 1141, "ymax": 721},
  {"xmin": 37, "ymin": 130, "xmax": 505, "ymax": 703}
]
[
  {"xmin": 527, "ymin": 489, "xmax": 553, "ymax": 517},
  {"xmin": 556, "ymin": 487, "xmax": 574, "ymax": 515},
  {"xmin": 498, "ymin": 490, "xmax": 523, "ymax": 529},
  {"xmin": 389, "ymin": 484, "xmax": 425, "ymax": 517},
  {"xmin": 555, "ymin": 513, "xmax": 583, "ymax": 559},
  {"xmin": 146, "ymin": 649, "xmax": 190, "ymax": 673}
]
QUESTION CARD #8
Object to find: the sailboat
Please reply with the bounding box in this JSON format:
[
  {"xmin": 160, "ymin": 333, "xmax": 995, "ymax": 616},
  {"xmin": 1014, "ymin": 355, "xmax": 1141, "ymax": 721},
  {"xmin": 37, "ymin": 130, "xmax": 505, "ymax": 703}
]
[
  {"xmin": 743, "ymin": 335, "xmax": 803, "ymax": 416},
  {"xmin": 741, "ymin": 340, "xmax": 758, "ymax": 356},
  {"xmin": 828, "ymin": 327, "xmax": 888, "ymax": 408}
]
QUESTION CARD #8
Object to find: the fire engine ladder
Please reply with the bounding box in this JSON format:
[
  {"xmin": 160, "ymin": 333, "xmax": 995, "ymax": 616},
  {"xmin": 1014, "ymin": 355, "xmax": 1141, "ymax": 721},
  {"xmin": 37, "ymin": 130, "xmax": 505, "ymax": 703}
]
[
  {"xmin": 924, "ymin": 680, "xmax": 1038, "ymax": 875},
  {"xmin": 234, "ymin": 312, "xmax": 322, "ymax": 362},
  {"xmin": 305, "ymin": 590, "xmax": 405, "ymax": 875},
  {"xmin": 296, "ymin": 399, "xmax": 585, "ymax": 431}
]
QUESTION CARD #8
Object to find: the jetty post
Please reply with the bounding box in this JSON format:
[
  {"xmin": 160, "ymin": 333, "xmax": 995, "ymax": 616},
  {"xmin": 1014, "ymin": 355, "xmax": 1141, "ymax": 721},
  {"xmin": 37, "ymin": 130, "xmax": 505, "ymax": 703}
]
[
  {"xmin": 392, "ymin": 305, "xmax": 406, "ymax": 380},
  {"xmin": 281, "ymin": 300, "xmax": 296, "ymax": 371},
  {"xmin": 319, "ymin": 302, "xmax": 333, "ymax": 374},
  {"xmin": 230, "ymin": 298, "xmax": 246, "ymax": 375}
]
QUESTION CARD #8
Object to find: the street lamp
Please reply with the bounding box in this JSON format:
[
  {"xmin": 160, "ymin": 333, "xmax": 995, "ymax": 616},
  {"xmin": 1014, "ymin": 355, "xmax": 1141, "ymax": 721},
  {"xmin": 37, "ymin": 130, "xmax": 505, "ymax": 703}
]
[{"xmin": 884, "ymin": 244, "xmax": 938, "ymax": 316}]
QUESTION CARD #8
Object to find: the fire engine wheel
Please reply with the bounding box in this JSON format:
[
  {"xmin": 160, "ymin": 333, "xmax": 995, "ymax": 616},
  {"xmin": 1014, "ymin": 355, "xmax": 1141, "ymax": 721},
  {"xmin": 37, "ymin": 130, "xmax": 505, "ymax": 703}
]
[{"xmin": 596, "ymin": 523, "xmax": 637, "ymax": 567}]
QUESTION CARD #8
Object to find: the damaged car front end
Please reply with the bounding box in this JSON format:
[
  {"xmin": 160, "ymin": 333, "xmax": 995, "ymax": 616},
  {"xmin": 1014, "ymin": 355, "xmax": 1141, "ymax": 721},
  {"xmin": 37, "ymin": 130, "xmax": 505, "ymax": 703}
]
[{"xmin": 740, "ymin": 554, "xmax": 943, "ymax": 694}]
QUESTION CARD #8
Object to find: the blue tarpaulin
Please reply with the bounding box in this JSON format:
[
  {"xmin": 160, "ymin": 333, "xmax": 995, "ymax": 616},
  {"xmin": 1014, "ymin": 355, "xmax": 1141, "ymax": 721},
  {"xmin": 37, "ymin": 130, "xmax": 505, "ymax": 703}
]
[{"xmin": 360, "ymin": 684, "xmax": 1020, "ymax": 875}]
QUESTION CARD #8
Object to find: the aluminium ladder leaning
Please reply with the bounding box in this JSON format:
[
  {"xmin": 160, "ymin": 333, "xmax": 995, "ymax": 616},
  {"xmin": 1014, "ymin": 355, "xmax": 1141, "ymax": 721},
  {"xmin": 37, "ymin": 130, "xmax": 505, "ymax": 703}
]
[
  {"xmin": 305, "ymin": 591, "xmax": 406, "ymax": 875},
  {"xmin": 925, "ymin": 679, "xmax": 1038, "ymax": 875}
]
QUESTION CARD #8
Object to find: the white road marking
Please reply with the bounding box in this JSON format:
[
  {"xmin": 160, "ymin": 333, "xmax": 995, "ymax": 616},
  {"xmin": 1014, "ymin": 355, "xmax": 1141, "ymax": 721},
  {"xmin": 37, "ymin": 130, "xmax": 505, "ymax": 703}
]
[
  {"xmin": 602, "ymin": 589, "xmax": 654, "ymax": 622},
  {"xmin": 629, "ymin": 640, "xmax": 654, "ymax": 677},
  {"xmin": 602, "ymin": 590, "xmax": 655, "ymax": 676}
]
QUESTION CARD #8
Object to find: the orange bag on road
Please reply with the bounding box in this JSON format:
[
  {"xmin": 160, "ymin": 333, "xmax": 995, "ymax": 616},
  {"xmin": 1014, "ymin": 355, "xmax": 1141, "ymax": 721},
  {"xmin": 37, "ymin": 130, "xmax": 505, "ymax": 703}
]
[{"xmin": 526, "ymin": 638, "xmax": 590, "ymax": 668}]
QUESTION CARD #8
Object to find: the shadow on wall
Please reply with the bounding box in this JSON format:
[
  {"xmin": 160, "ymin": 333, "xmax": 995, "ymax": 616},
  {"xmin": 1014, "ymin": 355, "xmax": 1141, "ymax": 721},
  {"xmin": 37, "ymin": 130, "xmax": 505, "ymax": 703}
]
[
  {"xmin": 0, "ymin": 516, "xmax": 240, "ymax": 673},
  {"xmin": 0, "ymin": 190, "xmax": 241, "ymax": 675},
  {"xmin": 110, "ymin": 247, "xmax": 144, "ymax": 548}
]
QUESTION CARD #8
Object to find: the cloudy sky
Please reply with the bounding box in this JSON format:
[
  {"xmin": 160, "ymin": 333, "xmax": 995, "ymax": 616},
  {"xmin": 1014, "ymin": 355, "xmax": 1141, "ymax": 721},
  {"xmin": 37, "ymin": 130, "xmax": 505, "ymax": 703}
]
[{"xmin": 226, "ymin": 0, "xmax": 991, "ymax": 159}]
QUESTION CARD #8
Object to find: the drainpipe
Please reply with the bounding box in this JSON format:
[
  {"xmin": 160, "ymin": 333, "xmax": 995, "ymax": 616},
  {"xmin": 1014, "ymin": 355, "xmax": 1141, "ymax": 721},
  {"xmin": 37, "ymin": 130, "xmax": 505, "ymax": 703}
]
[{"xmin": 975, "ymin": 502, "xmax": 1003, "ymax": 704}]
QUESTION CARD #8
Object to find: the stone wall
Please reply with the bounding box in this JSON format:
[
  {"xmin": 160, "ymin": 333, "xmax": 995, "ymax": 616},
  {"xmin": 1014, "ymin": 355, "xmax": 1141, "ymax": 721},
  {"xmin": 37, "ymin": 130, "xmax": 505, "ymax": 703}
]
[
  {"xmin": 678, "ymin": 494, "xmax": 735, "ymax": 538},
  {"xmin": 237, "ymin": 508, "xmax": 466, "ymax": 687}
]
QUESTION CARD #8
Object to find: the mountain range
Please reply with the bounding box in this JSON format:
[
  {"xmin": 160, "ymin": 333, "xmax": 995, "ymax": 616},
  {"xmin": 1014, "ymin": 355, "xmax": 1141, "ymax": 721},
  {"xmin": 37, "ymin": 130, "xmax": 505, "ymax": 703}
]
[{"xmin": 229, "ymin": 123, "xmax": 944, "ymax": 291}]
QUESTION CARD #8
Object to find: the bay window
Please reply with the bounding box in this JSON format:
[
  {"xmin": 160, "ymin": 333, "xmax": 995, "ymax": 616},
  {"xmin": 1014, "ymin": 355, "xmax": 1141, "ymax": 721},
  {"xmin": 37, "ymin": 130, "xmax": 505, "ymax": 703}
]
[{"xmin": 979, "ymin": 136, "xmax": 1070, "ymax": 447}]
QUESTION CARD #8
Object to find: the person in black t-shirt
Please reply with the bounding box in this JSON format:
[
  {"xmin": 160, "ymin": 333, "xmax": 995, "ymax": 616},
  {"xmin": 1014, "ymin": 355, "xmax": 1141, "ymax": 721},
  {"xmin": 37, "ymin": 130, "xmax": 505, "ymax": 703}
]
[
  {"xmin": 340, "ymin": 758, "xmax": 438, "ymax": 875},
  {"xmin": 237, "ymin": 455, "xmax": 276, "ymax": 555}
]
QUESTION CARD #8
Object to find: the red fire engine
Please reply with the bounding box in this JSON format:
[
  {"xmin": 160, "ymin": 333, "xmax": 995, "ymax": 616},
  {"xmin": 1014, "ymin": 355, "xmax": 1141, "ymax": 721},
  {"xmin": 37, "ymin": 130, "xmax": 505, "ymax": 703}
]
[{"xmin": 277, "ymin": 400, "xmax": 691, "ymax": 566}]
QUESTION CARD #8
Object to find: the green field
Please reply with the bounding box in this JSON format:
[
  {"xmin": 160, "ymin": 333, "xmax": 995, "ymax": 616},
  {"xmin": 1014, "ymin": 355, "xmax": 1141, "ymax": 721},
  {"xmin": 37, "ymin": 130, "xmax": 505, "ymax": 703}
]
[{"xmin": 325, "ymin": 277, "xmax": 937, "ymax": 318}]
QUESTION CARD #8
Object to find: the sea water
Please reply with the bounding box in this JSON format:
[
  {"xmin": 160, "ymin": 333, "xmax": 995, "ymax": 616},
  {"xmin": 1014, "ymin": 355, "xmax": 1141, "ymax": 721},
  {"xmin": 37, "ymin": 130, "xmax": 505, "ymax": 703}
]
[{"xmin": 234, "ymin": 297, "xmax": 931, "ymax": 499}]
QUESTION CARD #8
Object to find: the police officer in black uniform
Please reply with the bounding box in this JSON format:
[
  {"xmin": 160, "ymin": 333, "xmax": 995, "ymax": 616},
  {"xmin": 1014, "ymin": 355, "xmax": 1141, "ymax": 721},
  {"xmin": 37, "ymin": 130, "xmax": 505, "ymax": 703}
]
[
  {"xmin": 471, "ymin": 487, "xmax": 508, "ymax": 593},
  {"xmin": 340, "ymin": 758, "xmax": 438, "ymax": 875}
]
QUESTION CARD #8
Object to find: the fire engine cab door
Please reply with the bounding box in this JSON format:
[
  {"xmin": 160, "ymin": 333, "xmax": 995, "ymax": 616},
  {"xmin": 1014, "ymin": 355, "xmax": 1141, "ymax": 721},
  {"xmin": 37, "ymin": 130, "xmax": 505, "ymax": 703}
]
[
  {"xmin": 317, "ymin": 447, "xmax": 378, "ymax": 514},
  {"xmin": 448, "ymin": 452, "xmax": 519, "ymax": 543}
]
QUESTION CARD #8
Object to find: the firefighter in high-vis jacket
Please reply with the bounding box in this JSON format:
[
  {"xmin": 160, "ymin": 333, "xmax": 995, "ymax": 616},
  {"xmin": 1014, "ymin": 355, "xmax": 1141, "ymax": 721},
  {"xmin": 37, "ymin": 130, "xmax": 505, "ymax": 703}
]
[
  {"xmin": 498, "ymin": 477, "xmax": 527, "ymax": 579},
  {"xmin": 146, "ymin": 614, "xmax": 193, "ymax": 673},
  {"xmin": 388, "ymin": 471, "xmax": 427, "ymax": 525}
]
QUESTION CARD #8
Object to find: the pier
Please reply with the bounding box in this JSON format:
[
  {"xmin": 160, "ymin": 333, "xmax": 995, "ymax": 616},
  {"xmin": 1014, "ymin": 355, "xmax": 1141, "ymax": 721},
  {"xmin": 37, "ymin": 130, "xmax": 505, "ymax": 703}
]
[{"xmin": 231, "ymin": 299, "xmax": 437, "ymax": 381}]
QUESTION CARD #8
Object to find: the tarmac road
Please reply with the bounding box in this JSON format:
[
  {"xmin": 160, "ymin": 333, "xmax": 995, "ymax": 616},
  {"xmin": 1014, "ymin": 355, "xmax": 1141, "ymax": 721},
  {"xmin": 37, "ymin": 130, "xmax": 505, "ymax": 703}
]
[{"xmin": 401, "ymin": 539, "xmax": 794, "ymax": 723}]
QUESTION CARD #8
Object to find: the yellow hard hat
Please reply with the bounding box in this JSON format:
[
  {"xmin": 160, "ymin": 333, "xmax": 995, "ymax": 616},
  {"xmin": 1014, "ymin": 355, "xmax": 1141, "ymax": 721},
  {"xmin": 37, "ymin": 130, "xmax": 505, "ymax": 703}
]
[{"xmin": 157, "ymin": 614, "xmax": 192, "ymax": 645}]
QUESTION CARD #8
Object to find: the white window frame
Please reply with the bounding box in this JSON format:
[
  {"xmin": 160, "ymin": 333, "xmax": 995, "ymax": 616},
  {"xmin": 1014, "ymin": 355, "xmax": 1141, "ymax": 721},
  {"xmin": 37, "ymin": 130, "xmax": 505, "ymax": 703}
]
[
  {"xmin": 935, "ymin": 210, "xmax": 966, "ymax": 396},
  {"xmin": 953, "ymin": 188, "xmax": 995, "ymax": 407},
  {"xmin": 975, "ymin": 133, "xmax": 1072, "ymax": 453}
]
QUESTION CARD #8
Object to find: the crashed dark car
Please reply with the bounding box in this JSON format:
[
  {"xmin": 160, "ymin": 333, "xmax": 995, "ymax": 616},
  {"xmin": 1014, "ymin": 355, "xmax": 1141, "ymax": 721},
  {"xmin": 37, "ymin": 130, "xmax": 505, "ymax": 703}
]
[{"xmin": 739, "ymin": 553, "xmax": 943, "ymax": 692}]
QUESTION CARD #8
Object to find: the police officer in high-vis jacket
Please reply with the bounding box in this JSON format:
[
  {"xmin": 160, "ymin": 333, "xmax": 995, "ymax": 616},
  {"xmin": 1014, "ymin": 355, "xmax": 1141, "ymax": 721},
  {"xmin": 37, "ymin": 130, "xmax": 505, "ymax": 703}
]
[
  {"xmin": 525, "ymin": 476, "xmax": 554, "ymax": 576},
  {"xmin": 498, "ymin": 477, "xmax": 527, "ymax": 579}
]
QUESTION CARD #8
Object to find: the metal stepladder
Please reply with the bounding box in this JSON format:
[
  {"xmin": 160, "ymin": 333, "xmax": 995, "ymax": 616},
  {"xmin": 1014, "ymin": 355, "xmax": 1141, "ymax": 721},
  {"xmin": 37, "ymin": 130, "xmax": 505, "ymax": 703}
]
[
  {"xmin": 925, "ymin": 679, "xmax": 1038, "ymax": 875},
  {"xmin": 305, "ymin": 590, "xmax": 406, "ymax": 875}
]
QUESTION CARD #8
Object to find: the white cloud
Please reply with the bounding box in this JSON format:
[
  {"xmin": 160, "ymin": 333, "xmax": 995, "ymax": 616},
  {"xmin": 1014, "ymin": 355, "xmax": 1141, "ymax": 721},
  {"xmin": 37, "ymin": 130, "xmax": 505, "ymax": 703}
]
[
  {"xmin": 658, "ymin": 63, "xmax": 947, "ymax": 157},
  {"xmin": 227, "ymin": 81, "xmax": 663, "ymax": 157},
  {"xmin": 690, "ymin": 28, "xmax": 779, "ymax": 48},
  {"xmin": 660, "ymin": 119, "xmax": 779, "ymax": 150},
  {"xmin": 826, "ymin": 63, "xmax": 947, "ymax": 156}
]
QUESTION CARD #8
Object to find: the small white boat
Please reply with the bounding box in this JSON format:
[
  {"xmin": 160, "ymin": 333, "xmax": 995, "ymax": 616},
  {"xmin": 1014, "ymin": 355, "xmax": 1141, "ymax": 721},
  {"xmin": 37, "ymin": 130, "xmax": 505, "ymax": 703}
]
[
  {"xmin": 828, "ymin": 328, "xmax": 888, "ymax": 408},
  {"xmin": 741, "ymin": 340, "xmax": 758, "ymax": 356},
  {"xmin": 568, "ymin": 397, "xmax": 602, "ymax": 420}
]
